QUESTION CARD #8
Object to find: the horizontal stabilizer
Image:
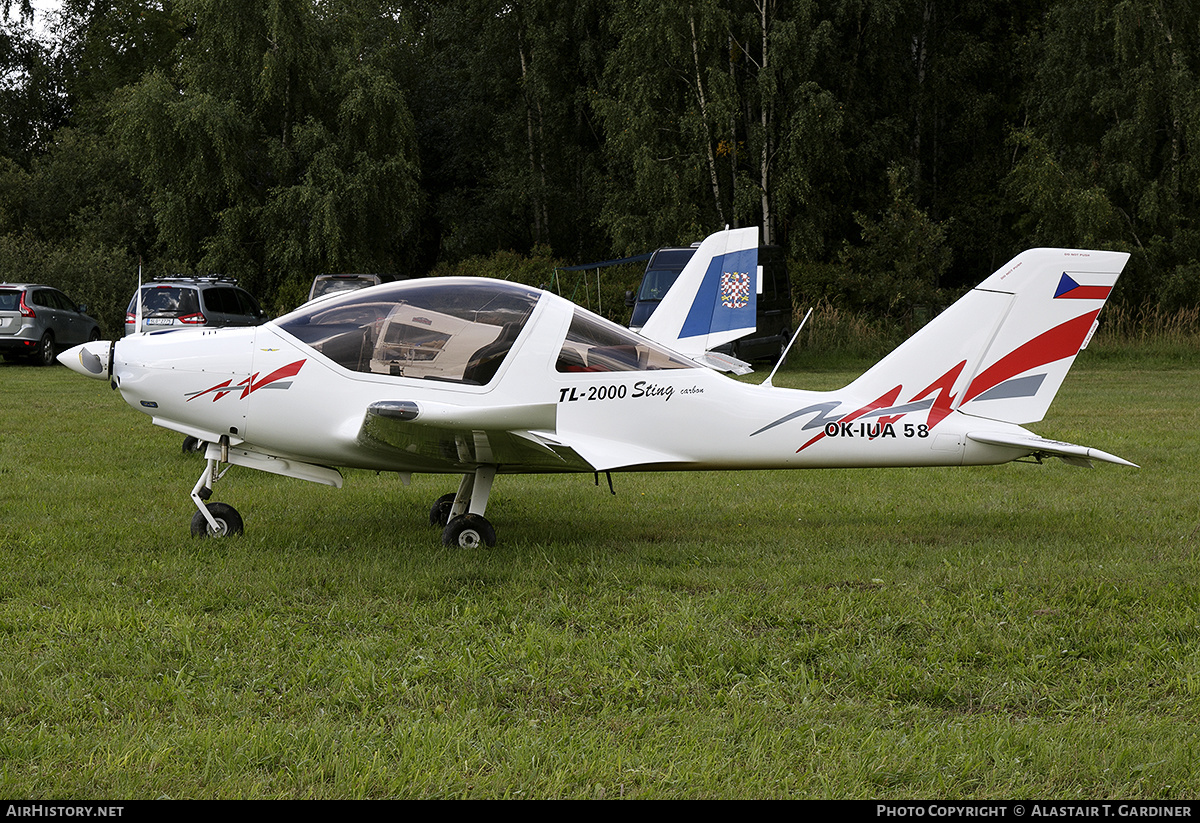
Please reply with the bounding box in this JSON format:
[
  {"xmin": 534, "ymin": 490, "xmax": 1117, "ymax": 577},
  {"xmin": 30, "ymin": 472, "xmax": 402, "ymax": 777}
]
[
  {"xmin": 966, "ymin": 431, "xmax": 1138, "ymax": 468},
  {"xmin": 693, "ymin": 350, "xmax": 754, "ymax": 375}
]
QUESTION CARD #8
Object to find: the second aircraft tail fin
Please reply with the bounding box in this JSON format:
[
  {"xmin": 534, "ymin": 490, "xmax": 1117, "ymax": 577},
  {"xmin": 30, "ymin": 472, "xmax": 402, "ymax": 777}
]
[{"xmin": 638, "ymin": 227, "xmax": 759, "ymax": 359}]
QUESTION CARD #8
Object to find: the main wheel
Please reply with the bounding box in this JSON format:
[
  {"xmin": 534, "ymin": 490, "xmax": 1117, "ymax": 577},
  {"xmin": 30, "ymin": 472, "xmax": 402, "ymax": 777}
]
[
  {"xmin": 429, "ymin": 493, "xmax": 457, "ymax": 527},
  {"xmin": 442, "ymin": 513, "xmax": 496, "ymax": 548},
  {"xmin": 190, "ymin": 502, "xmax": 244, "ymax": 537}
]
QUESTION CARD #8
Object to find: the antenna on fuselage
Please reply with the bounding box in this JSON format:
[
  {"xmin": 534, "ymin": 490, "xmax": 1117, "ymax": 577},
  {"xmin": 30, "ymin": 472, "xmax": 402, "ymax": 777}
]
[{"xmin": 762, "ymin": 307, "xmax": 811, "ymax": 388}]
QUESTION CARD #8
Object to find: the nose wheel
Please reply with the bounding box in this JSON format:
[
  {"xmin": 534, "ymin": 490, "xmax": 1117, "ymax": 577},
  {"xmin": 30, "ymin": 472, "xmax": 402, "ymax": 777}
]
[{"xmin": 190, "ymin": 502, "xmax": 244, "ymax": 537}]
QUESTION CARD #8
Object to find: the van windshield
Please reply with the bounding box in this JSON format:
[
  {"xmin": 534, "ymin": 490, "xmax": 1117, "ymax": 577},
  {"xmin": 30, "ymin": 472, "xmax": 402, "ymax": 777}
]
[{"xmin": 637, "ymin": 269, "xmax": 682, "ymax": 302}]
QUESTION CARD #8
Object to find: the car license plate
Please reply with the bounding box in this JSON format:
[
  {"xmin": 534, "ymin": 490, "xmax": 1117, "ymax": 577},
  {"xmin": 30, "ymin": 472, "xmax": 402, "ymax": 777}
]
[{"xmin": 145, "ymin": 318, "xmax": 174, "ymax": 325}]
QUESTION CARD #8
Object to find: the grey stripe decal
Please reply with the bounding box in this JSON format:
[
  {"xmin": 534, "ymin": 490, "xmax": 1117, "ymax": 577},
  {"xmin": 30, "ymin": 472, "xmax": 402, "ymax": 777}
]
[{"xmin": 971, "ymin": 373, "xmax": 1046, "ymax": 402}]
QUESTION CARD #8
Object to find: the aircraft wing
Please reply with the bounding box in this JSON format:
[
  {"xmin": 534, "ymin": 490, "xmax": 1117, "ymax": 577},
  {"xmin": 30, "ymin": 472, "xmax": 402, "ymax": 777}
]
[
  {"xmin": 539, "ymin": 430, "xmax": 686, "ymax": 472},
  {"xmin": 357, "ymin": 399, "xmax": 688, "ymax": 474},
  {"xmin": 357, "ymin": 399, "xmax": 587, "ymax": 472},
  {"xmin": 966, "ymin": 431, "xmax": 1138, "ymax": 468}
]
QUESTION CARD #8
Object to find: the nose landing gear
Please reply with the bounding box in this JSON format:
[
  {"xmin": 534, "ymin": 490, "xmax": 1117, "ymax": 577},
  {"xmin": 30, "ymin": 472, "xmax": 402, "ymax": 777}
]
[{"xmin": 190, "ymin": 438, "xmax": 243, "ymax": 538}]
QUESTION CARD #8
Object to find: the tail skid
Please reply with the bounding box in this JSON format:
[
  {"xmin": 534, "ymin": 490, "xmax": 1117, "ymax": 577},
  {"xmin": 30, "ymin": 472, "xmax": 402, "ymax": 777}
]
[{"xmin": 844, "ymin": 248, "xmax": 1130, "ymax": 426}]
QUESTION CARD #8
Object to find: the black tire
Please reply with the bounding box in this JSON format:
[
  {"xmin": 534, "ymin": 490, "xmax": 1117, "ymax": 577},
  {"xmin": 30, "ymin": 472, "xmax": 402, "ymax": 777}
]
[
  {"xmin": 442, "ymin": 513, "xmax": 496, "ymax": 548},
  {"xmin": 182, "ymin": 436, "xmax": 205, "ymax": 454},
  {"xmin": 190, "ymin": 502, "xmax": 244, "ymax": 537},
  {"xmin": 429, "ymin": 493, "xmax": 457, "ymax": 527},
  {"xmin": 33, "ymin": 332, "xmax": 55, "ymax": 367},
  {"xmin": 87, "ymin": 328, "xmax": 101, "ymax": 342},
  {"xmin": 777, "ymin": 328, "xmax": 791, "ymax": 365}
]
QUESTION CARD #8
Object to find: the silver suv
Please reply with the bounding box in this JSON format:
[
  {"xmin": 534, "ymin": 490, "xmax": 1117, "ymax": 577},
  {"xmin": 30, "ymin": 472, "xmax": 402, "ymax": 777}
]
[
  {"xmin": 125, "ymin": 276, "xmax": 266, "ymax": 335},
  {"xmin": 0, "ymin": 283, "xmax": 102, "ymax": 367},
  {"xmin": 307, "ymin": 273, "xmax": 391, "ymax": 302}
]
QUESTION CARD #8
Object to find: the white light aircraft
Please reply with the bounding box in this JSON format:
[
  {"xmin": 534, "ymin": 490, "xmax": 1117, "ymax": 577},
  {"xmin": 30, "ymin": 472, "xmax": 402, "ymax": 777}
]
[{"xmin": 60, "ymin": 228, "xmax": 1136, "ymax": 547}]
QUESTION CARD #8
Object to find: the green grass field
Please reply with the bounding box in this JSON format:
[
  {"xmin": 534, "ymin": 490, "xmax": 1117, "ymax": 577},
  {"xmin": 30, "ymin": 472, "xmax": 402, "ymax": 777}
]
[{"xmin": 1, "ymin": 350, "xmax": 1198, "ymax": 798}]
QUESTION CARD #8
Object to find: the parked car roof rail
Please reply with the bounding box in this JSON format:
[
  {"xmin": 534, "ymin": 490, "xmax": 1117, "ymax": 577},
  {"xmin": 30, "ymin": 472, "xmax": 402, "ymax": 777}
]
[{"xmin": 149, "ymin": 275, "xmax": 241, "ymax": 285}]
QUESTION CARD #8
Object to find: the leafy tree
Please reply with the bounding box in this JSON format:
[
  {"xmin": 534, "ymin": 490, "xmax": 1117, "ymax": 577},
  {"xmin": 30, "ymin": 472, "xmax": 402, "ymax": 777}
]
[
  {"xmin": 596, "ymin": 0, "xmax": 843, "ymax": 258},
  {"xmin": 410, "ymin": 0, "xmax": 610, "ymax": 262},
  {"xmin": 737, "ymin": 0, "xmax": 842, "ymax": 257},
  {"xmin": 3, "ymin": 0, "xmax": 1198, "ymax": 326},
  {"xmin": 595, "ymin": 0, "xmax": 734, "ymax": 253},
  {"xmin": 815, "ymin": 0, "xmax": 1053, "ymax": 284},
  {"xmin": 109, "ymin": 0, "xmax": 422, "ymax": 299},
  {"xmin": 1, "ymin": 1, "xmax": 70, "ymax": 164},
  {"xmin": 836, "ymin": 163, "xmax": 952, "ymax": 318},
  {"xmin": 1008, "ymin": 0, "xmax": 1200, "ymax": 305}
]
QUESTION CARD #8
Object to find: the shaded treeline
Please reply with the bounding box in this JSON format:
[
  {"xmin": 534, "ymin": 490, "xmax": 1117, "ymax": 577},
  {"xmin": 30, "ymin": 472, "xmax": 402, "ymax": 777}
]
[{"xmin": 1, "ymin": 0, "xmax": 1197, "ymax": 333}]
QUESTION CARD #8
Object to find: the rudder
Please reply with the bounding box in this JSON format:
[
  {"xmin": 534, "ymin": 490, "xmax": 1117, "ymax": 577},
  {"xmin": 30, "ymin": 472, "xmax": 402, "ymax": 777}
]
[{"xmin": 844, "ymin": 248, "xmax": 1129, "ymax": 426}]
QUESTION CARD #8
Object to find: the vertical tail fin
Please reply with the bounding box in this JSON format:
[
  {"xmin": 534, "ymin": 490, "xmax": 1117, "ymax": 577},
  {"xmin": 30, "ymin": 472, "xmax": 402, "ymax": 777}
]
[
  {"xmin": 638, "ymin": 227, "xmax": 759, "ymax": 358},
  {"xmin": 845, "ymin": 248, "xmax": 1130, "ymax": 425}
]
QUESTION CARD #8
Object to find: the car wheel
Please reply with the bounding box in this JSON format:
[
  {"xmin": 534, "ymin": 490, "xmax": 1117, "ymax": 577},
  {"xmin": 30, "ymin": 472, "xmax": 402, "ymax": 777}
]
[
  {"xmin": 87, "ymin": 328, "xmax": 101, "ymax": 342},
  {"xmin": 34, "ymin": 332, "xmax": 55, "ymax": 367},
  {"xmin": 777, "ymin": 328, "xmax": 791, "ymax": 365}
]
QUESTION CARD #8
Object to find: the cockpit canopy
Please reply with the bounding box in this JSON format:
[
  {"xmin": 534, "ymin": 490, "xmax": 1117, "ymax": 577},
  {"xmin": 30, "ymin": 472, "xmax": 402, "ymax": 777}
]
[
  {"xmin": 276, "ymin": 277, "xmax": 696, "ymax": 384},
  {"xmin": 555, "ymin": 309, "xmax": 696, "ymax": 373}
]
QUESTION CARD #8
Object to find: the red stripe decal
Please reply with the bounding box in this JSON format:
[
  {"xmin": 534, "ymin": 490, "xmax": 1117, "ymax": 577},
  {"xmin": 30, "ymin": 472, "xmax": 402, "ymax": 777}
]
[{"xmin": 964, "ymin": 311, "xmax": 1099, "ymax": 404}]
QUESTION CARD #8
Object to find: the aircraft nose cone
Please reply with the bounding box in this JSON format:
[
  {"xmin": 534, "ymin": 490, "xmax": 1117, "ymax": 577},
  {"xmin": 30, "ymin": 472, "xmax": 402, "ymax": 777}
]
[{"xmin": 59, "ymin": 340, "xmax": 113, "ymax": 379}]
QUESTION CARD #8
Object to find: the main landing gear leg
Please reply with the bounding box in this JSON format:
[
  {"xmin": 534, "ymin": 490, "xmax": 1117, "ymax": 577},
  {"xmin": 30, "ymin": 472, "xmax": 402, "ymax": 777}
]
[
  {"xmin": 439, "ymin": 465, "xmax": 497, "ymax": 548},
  {"xmin": 189, "ymin": 439, "xmax": 244, "ymax": 537}
]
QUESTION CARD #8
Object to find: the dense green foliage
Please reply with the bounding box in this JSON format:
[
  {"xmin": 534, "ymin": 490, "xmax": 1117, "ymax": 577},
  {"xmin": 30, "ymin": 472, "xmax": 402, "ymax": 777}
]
[{"xmin": 2, "ymin": 1, "xmax": 1199, "ymax": 333}]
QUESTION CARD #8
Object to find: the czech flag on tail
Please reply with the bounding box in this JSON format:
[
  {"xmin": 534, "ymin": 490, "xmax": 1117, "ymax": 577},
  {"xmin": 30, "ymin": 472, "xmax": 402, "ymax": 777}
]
[{"xmin": 1055, "ymin": 272, "xmax": 1114, "ymax": 300}]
